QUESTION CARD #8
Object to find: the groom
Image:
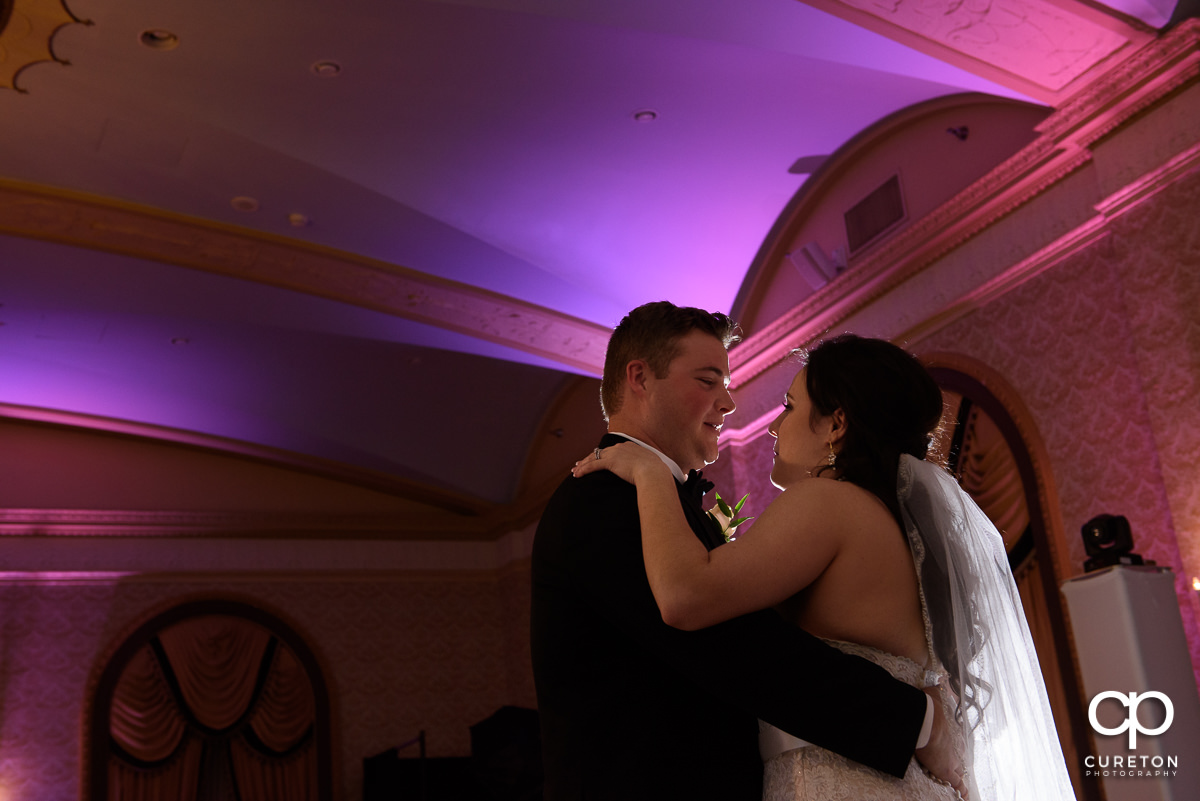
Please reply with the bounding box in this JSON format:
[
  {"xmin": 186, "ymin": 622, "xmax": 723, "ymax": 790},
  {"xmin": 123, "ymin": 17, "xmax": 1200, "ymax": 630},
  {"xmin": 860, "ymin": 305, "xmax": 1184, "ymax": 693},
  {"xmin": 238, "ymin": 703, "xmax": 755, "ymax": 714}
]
[{"xmin": 531, "ymin": 301, "xmax": 954, "ymax": 800}]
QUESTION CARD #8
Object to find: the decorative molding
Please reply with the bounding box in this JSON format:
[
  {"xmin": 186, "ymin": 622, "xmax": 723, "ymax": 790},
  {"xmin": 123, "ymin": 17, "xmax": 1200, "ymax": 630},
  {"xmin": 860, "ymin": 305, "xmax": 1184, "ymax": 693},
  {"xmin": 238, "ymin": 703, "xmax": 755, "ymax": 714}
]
[
  {"xmin": 1036, "ymin": 18, "xmax": 1200, "ymax": 146},
  {"xmin": 895, "ymin": 220, "xmax": 1112, "ymax": 345},
  {"xmin": 0, "ymin": 508, "xmax": 490, "ymax": 538},
  {"xmin": 798, "ymin": 0, "xmax": 1153, "ymax": 104},
  {"xmin": 826, "ymin": 0, "xmax": 1134, "ymax": 91},
  {"xmin": 898, "ymin": 139, "xmax": 1200, "ymax": 345},
  {"xmin": 1094, "ymin": 138, "xmax": 1200, "ymax": 217},
  {"xmin": 732, "ymin": 20, "xmax": 1200, "ymax": 387},
  {"xmin": 0, "ymin": 524, "xmax": 538, "ymax": 573},
  {"xmin": 0, "ymin": 0, "xmax": 88, "ymax": 92},
  {"xmin": 0, "ymin": 569, "xmax": 510, "ymax": 584},
  {"xmin": 0, "ymin": 179, "xmax": 610, "ymax": 375},
  {"xmin": 732, "ymin": 94, "xmax": 1045, "ymax": 331},
  {"xmin": 731, "ymin": 136, "xmax": 1083, "ymax": 384}
]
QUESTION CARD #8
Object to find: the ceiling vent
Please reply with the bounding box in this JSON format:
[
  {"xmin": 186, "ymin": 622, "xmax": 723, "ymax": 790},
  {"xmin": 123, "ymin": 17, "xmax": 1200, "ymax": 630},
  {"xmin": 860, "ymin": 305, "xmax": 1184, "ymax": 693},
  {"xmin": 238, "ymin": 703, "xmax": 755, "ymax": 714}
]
[{"xmin": 844, "ymin": 174, "xmax": 905, "ymax": 254}]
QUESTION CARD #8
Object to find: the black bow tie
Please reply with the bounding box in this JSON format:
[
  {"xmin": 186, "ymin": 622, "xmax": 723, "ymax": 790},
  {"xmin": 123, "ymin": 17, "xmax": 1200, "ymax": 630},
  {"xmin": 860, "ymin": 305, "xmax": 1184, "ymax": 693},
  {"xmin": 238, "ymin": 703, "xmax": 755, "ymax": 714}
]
[{"xmin": 681, "ymin": 469, "xmax": 713, "ymax": 508}]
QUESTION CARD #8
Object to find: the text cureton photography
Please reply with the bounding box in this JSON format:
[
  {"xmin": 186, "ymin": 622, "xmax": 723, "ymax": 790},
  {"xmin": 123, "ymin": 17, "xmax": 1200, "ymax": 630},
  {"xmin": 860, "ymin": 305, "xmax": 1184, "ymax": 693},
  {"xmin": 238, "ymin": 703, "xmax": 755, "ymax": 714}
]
[
  {"xmin": 1084, "ymin": 690, "xmax": 1180, "ymax": 779},
  {"xmin": 1083, "ymin": 754, "xmax": 1178, "ymax": 778}
]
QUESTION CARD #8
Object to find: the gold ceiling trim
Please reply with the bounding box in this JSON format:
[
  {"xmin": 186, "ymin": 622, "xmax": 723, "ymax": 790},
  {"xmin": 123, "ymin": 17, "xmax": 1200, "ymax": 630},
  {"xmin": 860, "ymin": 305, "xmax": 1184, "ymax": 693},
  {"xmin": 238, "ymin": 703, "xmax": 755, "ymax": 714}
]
[
  {"xmin": 0, "ymin": 179, "xmax": 611, "ymax": 375},
  {"xmin": 0, "ymin": 0, "xmax": 88, "ymax": 92}
]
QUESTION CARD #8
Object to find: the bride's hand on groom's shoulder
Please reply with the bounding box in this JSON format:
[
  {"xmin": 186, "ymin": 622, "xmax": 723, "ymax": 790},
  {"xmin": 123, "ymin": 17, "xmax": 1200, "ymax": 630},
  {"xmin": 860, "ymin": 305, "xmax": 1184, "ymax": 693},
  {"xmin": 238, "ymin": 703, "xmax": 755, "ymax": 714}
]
[
  {"xmin": 572, "ymin": 443, "xmax": 670, "ymax": 486},
  {"xmin": 915, "ymin": 687, "xmax": 969, "ymax": 799}
]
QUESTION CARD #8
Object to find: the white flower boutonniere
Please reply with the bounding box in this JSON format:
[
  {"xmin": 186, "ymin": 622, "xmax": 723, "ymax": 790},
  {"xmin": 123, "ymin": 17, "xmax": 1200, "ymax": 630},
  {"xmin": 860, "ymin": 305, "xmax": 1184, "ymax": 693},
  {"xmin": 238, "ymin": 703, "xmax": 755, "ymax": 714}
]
[{"xmin": 708, "ymin": 492, "xmax": 752, "ymax": 542}]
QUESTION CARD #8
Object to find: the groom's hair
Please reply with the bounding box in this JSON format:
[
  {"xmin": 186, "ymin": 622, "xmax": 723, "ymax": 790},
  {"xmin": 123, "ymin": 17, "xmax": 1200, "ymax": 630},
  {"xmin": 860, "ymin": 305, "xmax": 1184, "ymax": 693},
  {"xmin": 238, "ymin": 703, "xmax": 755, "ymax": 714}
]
[{"xmin": 601, "ymin": 301, "xmax": 739, "ymax": 421}]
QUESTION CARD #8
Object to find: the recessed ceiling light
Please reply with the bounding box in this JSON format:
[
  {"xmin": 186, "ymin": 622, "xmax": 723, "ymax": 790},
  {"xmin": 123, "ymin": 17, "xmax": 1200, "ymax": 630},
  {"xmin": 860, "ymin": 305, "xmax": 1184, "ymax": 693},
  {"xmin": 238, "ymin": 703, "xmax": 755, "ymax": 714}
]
[
  {"xmin": 287, "ymin": 212, "xmax": 309, "ymax": 228},
  {"xmin": 311, "ymin": 60, "xmax": 341, "ymax": 77},
  {"xmin": 231, "ymin": 196, "xmax": 259, "ymax": 212},
  {"xmin": 139, "ymin": 30, "xmax": 179, "ymax": 51},
  {"xmin": 632, "ymin": 109, "xmax": 658, "ymax": 123}
]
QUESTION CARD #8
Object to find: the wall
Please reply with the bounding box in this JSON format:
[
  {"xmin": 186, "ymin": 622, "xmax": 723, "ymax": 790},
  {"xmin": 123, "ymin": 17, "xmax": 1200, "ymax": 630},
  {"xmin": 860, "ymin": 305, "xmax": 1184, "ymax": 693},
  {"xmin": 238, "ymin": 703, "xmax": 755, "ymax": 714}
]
[
  {"xmin": 0, "ymin": 418, "xmax": 540, "ymax": 801},
  {"xmin": 0, "ymin": 569, "xmax": 535, "ymax": 801},
  {"xmin": 719, "ymin": 25, "xmax": 1200, "ymax": 690},
  {"xmin": 918, "ymin": 167, "xmax": 1200, "ymax": 644}
]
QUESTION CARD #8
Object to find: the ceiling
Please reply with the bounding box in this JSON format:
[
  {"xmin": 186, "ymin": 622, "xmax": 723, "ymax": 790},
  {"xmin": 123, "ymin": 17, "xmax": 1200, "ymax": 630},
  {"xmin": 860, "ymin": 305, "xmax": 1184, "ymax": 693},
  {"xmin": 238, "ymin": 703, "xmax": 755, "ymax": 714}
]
[{"xmin": 0, "ymin": 0, "xmax": 1179, "ymax": 513}]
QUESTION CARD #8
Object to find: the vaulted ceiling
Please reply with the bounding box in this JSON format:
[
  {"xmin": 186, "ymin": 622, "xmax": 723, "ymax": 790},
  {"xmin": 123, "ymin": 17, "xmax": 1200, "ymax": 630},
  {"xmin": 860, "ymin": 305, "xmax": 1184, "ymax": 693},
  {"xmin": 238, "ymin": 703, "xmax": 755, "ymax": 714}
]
[{"xmin": 0, "ymin": 0, "xmax": 1180, "ymax": 519}]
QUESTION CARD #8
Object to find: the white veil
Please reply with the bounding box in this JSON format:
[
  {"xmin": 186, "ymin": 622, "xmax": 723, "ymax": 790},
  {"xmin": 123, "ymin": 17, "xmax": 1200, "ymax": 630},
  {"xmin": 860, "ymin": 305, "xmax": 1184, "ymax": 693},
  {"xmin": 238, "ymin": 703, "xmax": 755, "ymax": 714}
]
[{"xmin": 897, "ymin": 454, "xmax": 1075, "ymax": 800}]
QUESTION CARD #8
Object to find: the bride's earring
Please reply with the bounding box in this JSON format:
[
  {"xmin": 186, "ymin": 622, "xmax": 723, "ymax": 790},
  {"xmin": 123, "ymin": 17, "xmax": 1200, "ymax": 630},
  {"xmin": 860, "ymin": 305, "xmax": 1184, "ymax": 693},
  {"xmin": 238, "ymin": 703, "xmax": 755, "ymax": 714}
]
[{"xmin": 827, "ymin": 442, "xmax": 837, "ymax": 467}]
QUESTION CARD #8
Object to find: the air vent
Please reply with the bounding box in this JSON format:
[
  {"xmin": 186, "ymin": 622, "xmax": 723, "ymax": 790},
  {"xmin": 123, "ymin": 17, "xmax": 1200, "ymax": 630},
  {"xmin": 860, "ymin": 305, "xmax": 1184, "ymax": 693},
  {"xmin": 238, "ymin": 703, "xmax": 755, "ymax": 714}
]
[{"xmin": 844, "ymin": 174, "xmax": 905, "ymax": 254}]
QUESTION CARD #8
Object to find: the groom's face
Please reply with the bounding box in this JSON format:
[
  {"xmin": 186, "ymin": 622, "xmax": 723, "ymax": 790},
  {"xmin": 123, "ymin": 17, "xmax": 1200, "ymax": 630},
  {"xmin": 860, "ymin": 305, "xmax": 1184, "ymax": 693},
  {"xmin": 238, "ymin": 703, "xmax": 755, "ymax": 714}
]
[{"xmin": 641, "ymin": 330, "xmax": 735, "ymax": 471}]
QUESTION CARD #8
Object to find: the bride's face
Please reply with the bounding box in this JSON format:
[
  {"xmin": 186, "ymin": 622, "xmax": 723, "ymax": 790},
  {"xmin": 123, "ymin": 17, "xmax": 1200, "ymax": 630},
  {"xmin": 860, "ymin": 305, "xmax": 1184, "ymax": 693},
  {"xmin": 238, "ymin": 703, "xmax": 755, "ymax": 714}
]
[{"xmin": 767, "ymin": 370, "xmax": 836, "ymax": 489}]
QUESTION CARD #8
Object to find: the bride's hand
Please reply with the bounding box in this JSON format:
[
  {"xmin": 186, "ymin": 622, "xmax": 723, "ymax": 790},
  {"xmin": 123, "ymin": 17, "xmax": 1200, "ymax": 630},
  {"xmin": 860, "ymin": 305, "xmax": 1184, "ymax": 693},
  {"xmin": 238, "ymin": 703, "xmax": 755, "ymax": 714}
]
[{"xmin": 572, "ymin": 442, "xmax": 672, "ymax": 487}]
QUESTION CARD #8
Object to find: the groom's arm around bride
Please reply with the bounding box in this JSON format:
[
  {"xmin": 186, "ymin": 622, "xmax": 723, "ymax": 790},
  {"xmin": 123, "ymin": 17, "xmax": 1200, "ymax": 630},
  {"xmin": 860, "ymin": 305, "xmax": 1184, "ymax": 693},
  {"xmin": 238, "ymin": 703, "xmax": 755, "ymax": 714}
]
[{"xmin": 530, "ymin": 302, "xmax": 943, "ymax": 800}]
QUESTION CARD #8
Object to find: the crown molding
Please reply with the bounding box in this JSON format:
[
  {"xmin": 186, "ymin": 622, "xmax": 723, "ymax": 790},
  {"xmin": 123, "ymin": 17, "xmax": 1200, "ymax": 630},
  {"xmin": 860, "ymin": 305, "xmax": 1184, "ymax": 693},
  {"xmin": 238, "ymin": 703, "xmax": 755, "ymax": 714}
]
[
  {"xmin": 798, "ymin": 0, "xmax": 1153, "ymax": 104},
  {"xmin": 0, "ymin": 0, "xmax": 89, "ymax": 93},
  {"xmin": 0, "ymin": 179, "xmax": 610, "ymax": 375},
  {"xmin": 0, "ymin": 521, "xmax": 539, "ymax": 573},
  {"xmin": 0, "ymin": 508, "xmax": 492, "ymax": 538},
  {"xmin": 731, "ymin": 20, "xmax": 1200, "ymax": 387},
  {"xmin": 730, "ymin": 135, "xmax": 1085, "ymax": 384},
  {"xmin": 1036, "ymin": 18, "xmax": 1200, "ymax": 147},
  {"xmin": 900, "ymin": 136, "xmax": 1200, "ymax": 345}
]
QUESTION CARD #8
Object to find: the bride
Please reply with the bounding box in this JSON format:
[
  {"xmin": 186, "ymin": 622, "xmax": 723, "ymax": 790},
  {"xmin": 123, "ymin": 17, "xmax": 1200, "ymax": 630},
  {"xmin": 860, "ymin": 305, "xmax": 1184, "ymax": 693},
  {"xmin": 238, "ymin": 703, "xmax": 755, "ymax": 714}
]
[{"xmin": 573, "ymin": 334, "xmax": 1075, "ymax": 800}]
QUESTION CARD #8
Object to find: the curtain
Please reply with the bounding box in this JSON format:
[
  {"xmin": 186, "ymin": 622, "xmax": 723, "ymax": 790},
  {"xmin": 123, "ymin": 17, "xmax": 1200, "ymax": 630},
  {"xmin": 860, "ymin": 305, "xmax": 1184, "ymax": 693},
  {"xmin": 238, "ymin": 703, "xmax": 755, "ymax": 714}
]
[
  {"xmin": 107, "ymin": 615, "xmax": 316, "ymax": 801},
  {"xmin": 958, "ymin": 408, "xmax": 1029, "ymax": 551},
  {"xmin": 158, "ymin": 616, "xmax": 271, "ymax": 731}
]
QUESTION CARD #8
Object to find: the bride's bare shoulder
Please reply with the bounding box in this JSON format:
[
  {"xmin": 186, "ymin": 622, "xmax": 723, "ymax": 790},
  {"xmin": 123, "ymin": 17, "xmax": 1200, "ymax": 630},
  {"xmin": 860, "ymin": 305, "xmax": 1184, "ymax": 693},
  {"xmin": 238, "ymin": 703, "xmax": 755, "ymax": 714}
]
[
  {"xmin": 771, "ymin": 477, "xmax": 894, "ymax": 527},
  {"xmin": 774, "ymin": 476, "xmax": 879, "ymax": 503}
]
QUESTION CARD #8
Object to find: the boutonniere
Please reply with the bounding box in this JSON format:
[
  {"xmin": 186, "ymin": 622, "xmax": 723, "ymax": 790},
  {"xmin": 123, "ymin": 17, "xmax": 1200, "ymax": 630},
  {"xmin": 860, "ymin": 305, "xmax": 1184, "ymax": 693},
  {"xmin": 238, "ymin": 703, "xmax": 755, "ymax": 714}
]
[{"xmin": 708, "ymin": 492, "xmax": 752, "ymax": 542}]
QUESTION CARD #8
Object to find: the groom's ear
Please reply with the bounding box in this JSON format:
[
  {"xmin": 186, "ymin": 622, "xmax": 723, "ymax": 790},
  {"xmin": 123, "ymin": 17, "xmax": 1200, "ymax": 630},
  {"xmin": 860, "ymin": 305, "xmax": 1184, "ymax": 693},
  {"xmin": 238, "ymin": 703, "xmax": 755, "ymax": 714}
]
[{"xmin": 625, "ymin": 360, "xmax": 650, "ymax": 397}]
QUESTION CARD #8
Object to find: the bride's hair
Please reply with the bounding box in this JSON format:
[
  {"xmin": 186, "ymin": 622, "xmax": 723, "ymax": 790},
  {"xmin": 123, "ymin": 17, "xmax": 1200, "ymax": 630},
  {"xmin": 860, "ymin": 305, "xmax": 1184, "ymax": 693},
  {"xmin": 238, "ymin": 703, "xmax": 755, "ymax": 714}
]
[
  {"xmin": 800, "ymin": 334, "xmax": 989, "ymax": 726},
  {"xmin": 799, "ymin": 334, "xmax": 944, "ymax": 523}
]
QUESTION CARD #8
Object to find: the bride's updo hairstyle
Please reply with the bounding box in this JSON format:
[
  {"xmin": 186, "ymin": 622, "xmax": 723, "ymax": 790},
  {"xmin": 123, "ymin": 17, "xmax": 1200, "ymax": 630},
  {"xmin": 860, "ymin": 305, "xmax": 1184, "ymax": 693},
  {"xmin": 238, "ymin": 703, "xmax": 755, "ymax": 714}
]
[{"xmin": 801, "ymin": 334, "xmax": 944, "ymax": 524}]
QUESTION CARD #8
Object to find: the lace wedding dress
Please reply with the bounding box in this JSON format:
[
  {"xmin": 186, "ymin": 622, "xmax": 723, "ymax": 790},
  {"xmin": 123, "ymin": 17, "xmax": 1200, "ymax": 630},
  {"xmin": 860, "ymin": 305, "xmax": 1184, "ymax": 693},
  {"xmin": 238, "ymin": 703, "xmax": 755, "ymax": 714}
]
[
  {"xmin": 761, "ymin": 456, "xmax": 1075, "ymax": 801},
  {"xmin": 761, "ymin": 608, "xmax": 962, "ymax": 798}
]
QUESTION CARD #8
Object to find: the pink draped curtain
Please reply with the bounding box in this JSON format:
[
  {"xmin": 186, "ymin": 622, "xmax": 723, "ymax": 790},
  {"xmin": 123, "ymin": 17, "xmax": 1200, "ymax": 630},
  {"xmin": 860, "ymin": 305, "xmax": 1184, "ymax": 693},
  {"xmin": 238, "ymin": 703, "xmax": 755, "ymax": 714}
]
[{"xmin": 107, "ymin": 615, "xmax": 316, "ymax": 801}]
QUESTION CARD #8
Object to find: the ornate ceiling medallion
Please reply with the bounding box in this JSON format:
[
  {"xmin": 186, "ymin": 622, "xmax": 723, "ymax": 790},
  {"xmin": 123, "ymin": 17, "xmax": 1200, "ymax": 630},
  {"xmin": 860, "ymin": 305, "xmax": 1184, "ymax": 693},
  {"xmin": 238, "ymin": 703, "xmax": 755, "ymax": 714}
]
[{"xmin": 0, "ymin": 0, "xmax": 88, "ymax": 93}]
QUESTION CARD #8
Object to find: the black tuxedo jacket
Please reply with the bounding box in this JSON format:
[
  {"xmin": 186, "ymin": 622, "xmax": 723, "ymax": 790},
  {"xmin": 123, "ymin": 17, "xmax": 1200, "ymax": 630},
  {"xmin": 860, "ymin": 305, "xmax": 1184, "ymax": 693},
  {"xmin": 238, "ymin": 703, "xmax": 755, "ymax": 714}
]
[{"xmin": 530, "ymin": 435, "xmax": 927, "ymax": 800}]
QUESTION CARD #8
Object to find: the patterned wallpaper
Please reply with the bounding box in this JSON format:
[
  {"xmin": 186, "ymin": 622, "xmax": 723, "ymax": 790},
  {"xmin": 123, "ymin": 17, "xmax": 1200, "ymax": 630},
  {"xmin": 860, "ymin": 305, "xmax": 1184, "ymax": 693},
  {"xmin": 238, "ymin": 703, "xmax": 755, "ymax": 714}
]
[
  {"xmin": 0, "ymin": 569, "xmax": 536, "ymax": 801},
  {"xmin": 916, "ymin": 166, "xmax": 1200, "ymax": 677}
]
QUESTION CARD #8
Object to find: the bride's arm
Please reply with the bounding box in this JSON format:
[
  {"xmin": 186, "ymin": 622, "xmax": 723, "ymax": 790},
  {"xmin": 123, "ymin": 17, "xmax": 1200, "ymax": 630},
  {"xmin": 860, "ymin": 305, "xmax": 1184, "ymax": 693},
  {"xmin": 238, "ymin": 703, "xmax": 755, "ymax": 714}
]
[{"xmin": 573, "ymin": 443, "xmax": 843, "ymax": 631}]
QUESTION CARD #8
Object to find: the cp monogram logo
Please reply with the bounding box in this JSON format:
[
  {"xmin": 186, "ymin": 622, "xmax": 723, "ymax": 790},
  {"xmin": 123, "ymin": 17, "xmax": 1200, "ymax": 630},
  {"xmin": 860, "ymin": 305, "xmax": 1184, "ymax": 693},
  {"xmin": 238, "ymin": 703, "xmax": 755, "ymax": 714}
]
[{"xmin": 1088, "ymin": 691, "xmax": 1174, "ymax": 749}]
